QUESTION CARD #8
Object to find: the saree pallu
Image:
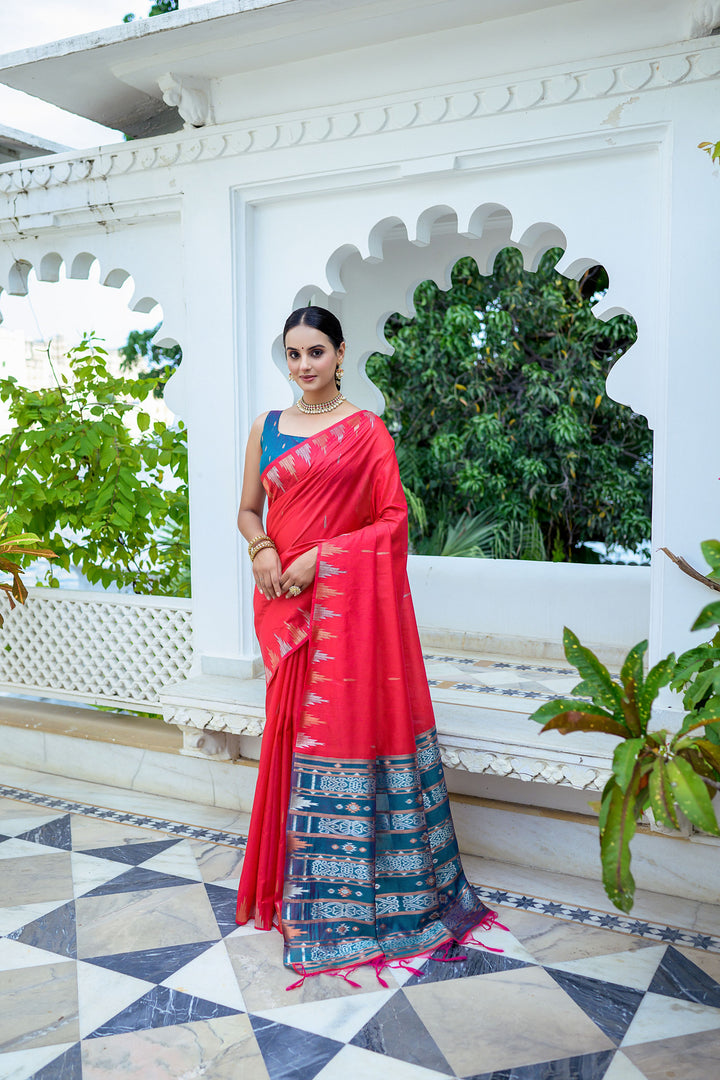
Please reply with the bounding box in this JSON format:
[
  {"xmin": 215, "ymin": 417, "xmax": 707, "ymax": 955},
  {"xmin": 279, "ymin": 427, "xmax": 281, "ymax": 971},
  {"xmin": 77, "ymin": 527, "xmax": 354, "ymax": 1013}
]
[{"xmin": 236, "ymin": 409, "xmax": 492, "ymax": 973}]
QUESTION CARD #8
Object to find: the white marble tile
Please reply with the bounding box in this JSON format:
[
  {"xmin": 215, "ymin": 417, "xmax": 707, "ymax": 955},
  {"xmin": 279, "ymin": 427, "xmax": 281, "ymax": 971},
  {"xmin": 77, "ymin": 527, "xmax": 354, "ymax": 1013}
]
[
  {"xmin": 314, "ymin": 1043, "xmax": 450, "ymax": 1080},
  {"xmin": 162, "ymin": 939, "xmax": 246, "ymax": 1012},
  {"xmin": 602, "ymin": 1051, "xmax": 653, "ymax": 1080},
  {"xmin": 76, "ymin": 960, "xmax": 155, "ymax": 1039},
  {"xmin": 547, "ymin": 946, "xmax": 668, "ymax": 990},
  {"xmin": 0, "ymin": 1042, "xmax": 77, "ymax": 1080},
  {"xmin": 256, "ymin": 987, "xmax": 395, "ymax": 1042},
  {"xmin": 0, "ymin": 814, "xmax": 67, "ymax": 838},
  {"xmin": 214, "ymin": 875, "xmax": 242, "ymax": 892},
  {"xmin": 0, "ymin": 837, "xmax": 64, "ymax": 860},
  {"xmin": 0, "ymin": 900, "xmax": 67, "ymax": 936},
  {"xmin": 621, "ymin": 992, "xmax": 720, "ymax": 1047},
  {"xmin": 70, "ymin": 852, "xmax": 133, "ymax": 896},
  {"xmin": 0, "ymin": 938, "xmax": 74, "ymax": 972},
  {"xmin": 140, "ymin": 840, "xmax": 204, "ymax": 881}
]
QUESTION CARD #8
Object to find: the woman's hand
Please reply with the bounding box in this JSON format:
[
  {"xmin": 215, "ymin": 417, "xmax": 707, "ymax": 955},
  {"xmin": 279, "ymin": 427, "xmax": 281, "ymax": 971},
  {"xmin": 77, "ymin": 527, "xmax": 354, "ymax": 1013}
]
[
  {"xmin": 280, "ymin": 547, "xmax": 318, "ymax": 598},
  {"xmin": 253, "ymin": 546, "xmax": 284, "ymax": 600}
]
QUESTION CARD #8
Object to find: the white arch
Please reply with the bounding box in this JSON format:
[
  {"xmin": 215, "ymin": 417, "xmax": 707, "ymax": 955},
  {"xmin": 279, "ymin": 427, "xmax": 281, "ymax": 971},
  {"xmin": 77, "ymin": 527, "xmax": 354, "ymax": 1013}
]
[{"xmin": 281, "ymin": 201, "xmax": 638, "ymax": 421}]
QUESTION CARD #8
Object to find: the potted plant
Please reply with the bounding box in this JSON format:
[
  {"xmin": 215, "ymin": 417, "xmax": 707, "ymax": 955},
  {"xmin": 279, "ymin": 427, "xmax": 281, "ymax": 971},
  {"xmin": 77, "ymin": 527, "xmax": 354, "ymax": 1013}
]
[{"xmin": 531, "ymin": 541, "xmax": 720, "ymax": 912}]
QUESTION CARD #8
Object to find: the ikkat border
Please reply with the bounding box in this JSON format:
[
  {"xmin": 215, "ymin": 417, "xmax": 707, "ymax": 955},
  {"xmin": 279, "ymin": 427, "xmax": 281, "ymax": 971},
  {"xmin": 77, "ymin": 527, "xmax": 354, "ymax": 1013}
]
[
  {"xmin": 0, "ymin": 783, "xmax": 247, "ymax": 849},
  {"xmin": 470, "ymin": 883, "xmax": 720, "ymax": 954}
]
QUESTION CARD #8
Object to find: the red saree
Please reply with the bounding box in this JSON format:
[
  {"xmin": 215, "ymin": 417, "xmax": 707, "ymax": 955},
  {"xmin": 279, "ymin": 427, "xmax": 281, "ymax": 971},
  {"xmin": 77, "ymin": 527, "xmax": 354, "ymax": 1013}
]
[{"xmin": 236, "ymin": 410, "xmax": 493, "ymax": 973}]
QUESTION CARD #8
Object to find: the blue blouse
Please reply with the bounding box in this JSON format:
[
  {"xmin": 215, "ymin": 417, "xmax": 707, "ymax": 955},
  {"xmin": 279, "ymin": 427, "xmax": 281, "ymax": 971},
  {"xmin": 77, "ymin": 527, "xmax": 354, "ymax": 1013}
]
[{"xmin": 259, "ymin": 410, "xmax": 305, "ymax": 474}]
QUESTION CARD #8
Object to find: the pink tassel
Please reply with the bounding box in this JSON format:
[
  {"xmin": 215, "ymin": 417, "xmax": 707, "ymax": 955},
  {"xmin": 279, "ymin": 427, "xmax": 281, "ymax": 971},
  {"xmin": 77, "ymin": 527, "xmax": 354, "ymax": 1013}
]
[
  {"xmin": 477, "ymin": 910, "xmax": 510, "ymax": 933},
  {"xmin": 390, "ymin": 958, "xmax": 426, "ymax": 978},
  {"xmin": 334, "ymin": 969, "xmax": 363, "ymax": 988},
  {"xmin": 463, "ymin": 933, "xmax": 504, "ymax": 953},
  {"xmin": 286, "ymin": 965, "xmax": 308, "ymax": 991},
  {"xmin": 372, "ymin": 956, "xmax": 390, "ymax": 988},
  {"xmin": 430, "ymin": 939, "xmax": 467, "ymax": 964}
]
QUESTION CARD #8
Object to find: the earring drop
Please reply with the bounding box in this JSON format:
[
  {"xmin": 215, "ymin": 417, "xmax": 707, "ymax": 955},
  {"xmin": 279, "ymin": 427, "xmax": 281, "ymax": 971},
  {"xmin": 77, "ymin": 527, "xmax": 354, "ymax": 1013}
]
[
  {"xmin": 288, "ymin": 372, "xmax": 295, "ymax": 382},
  {"xmin": 336, "ymin": 367, "xmax": 344, "ymax": 378}
]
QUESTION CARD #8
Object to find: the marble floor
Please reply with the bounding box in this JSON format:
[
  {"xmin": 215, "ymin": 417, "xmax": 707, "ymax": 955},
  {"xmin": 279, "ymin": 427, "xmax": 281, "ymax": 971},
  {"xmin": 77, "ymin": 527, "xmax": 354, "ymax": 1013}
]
[{"xmin": 1, "ymin": 767, "xmax": 720, "ymax": 1080}]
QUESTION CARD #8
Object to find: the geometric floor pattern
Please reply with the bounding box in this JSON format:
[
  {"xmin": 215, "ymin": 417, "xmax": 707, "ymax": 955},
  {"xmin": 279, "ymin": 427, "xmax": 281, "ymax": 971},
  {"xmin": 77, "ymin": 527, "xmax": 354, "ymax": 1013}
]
[{"xmin": 2, "ymin": 791, "xmax": 720, "ymax": 1079}]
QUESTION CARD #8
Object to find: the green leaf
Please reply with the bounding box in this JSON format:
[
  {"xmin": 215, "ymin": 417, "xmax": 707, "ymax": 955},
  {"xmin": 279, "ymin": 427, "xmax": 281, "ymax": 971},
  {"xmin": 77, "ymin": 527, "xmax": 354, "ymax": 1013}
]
[
  {"xmin": 530, "ymin": 698, "xmax": 612, "ymax": 726},
  {"xmin": 539, "ymin": 711, "xmax": 631, "ymax": 739},
  {"xmin": 137, "ymin": 411, "xmax": 150, "ymax": 432},
  {"xmin": 621, "ymin": 641, "xmax": 646, "ymax": 695},
  {"xmin": 599, "ymin": 772, "xmax": 641, "ymax": 913},
  {"xmin": 648, "ymin": 758, "xmax": 679, "ymax": 830},
  {"xmin": 666, "ymin": 756, "xmax": 720, "ymax": 836},
  {"xmin": 676, "ymin": 701, "xmax": 720, "ymax": 737},
  {"xmin": 612, "ymin": 739, "xmax": 645, "ymax": 792},
  {"xmin": 692, "ymin": 603, "xmax": 720, "ymax": 631},
  {"xmin": 563, "ymin": 628, "xmax": 623, "ymax": 713},
  {"xmin": 695, "ymin": 738, "xmax": 720, "ymax": 776},
  {"xmin": 637, "ymin": 655, "xmax": 675, "ymax": 727},
  {"xmin": 701, "ymin": 539, "xmax": 720, "ymax": 573}
]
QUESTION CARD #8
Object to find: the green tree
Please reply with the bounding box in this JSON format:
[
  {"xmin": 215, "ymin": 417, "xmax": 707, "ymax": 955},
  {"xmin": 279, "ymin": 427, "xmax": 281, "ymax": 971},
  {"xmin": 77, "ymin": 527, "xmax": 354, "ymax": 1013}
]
[
  {"xmin": 119, "ymin": 324, "xmax": 182, "ymax": 398},
  {"xmin": 123, "ymin": 1, "xmax": 178, "ymax": 22},
  {"xmin": 366, "ymin": 248, "xmax": 650, "ymax": 562},
  {"xmin": 0, "ymin": 335, "xmax": 189, "ymax": 596}
]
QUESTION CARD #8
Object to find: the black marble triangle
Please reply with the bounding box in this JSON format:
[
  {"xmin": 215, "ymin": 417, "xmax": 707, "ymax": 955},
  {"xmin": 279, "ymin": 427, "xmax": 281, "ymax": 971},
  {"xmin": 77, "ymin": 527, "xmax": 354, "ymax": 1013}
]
[
  {"xmin": 205, "ymin": 882, "xmax": 242, "ymax": 936},
  {"xmin": 86, "ymin": 983, "xmax": 242, "ymax": 1039},
  {"xmin": 31, "ymin": 1041, "xmax": 83, "ymax": 1080},
  {"xmin": 350, "ymin": 990, "xmax": 454, "ymax": 1075},
  {"xmin": 8, "ymin": 899, "xmax": 76, "ymax": 959},
  {"xmin": 648, "ymin": 944, "xmax": 720, "ymax": 1008},
  {"xmin": 403, "ymin": 941, "xmax": 531, "ymax": 986},
  {"xmin": 81, "ymin": 864, "xmax": 198, "ymax": 897},
  {"xmin": 250, "ymin": 1014, "xmax": 344, "ymax": 1080},
  {"xmin": 465, "ymin": 1046, "xmax": 617, "ymax": 1079},
  {"xmin": 78, "ymin": 838, "xmax": 182, "ymax": 865},
  {"xmin": 83, "ymin": 939, "xmax": 218, "ymax": 983},
  {"xmin": 18, "ymin": 813, "xmax": 73, "ymax": 850},
  {"xmin": 545, "ymin": 968, "xmax": 644, "ymax": 1045}
]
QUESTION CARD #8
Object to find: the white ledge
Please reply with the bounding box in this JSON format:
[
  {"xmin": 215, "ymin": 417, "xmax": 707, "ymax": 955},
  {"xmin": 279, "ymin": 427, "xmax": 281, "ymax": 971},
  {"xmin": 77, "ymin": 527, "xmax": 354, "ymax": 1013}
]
[{"xmin": 159, "ymin": 672, "xmax": 613, "ymax": 790}]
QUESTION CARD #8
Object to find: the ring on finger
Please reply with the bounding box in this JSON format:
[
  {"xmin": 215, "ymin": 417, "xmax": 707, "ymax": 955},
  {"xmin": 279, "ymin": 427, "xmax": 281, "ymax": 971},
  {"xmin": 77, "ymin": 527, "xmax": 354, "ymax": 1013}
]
[{"xmin": 287, "ymin": 585, "xmax": 302, "ymax": 598}]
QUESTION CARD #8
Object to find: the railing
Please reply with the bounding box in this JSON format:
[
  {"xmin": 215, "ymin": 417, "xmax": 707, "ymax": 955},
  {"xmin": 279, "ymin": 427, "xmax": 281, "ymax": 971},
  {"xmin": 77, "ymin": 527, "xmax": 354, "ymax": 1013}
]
[{"xmin": 0, "ymin": 587, "xmax": 193, "ymax": 712}]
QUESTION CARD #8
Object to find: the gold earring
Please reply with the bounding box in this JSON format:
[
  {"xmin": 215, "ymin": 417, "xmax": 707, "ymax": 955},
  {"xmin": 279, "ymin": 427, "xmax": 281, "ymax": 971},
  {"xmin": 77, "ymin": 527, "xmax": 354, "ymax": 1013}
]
[
  {"xmin": 288, "ymin": 372, "xmax": 295, "ymax": 382},
  {"xmin": 336, "ymin": 367, "xmax": 344, "ymax": 378}
]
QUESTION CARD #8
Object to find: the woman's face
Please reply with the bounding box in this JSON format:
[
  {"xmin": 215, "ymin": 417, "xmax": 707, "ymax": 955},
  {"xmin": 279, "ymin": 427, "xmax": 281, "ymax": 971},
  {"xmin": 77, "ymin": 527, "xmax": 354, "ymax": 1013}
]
[{"xmin": 285, "ymin": 323, "xmax": 345, "ymax": 396}]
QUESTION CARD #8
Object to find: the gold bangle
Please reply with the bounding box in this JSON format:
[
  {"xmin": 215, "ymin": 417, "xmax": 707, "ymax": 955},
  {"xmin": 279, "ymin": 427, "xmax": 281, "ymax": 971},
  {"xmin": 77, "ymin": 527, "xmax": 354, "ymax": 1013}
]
[
  {"xmin": 249, "ymin": 537, "xmax": 276, "ymax": 562},
  {"xmin": 248, "ymin": 533, "xmax": 270, "ymax": 556}
]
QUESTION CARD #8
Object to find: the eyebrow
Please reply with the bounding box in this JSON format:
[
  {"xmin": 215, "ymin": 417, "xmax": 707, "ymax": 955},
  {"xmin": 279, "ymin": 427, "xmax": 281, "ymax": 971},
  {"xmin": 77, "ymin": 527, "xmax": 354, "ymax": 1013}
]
[{"xmin": 286, "ymin": 342, "xmax": 325, "ymax": 350}]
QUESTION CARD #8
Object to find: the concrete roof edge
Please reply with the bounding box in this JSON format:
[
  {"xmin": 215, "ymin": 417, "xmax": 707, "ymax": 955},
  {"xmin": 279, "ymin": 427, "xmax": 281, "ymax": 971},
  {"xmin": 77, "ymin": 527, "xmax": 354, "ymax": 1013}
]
[
  {"xmin": 0, "ymin": 123, "xmax": 70, "ymax": 153},
  {"xmin": 0, "ymin": 0, "xmax": 295, "ymax": 71}
]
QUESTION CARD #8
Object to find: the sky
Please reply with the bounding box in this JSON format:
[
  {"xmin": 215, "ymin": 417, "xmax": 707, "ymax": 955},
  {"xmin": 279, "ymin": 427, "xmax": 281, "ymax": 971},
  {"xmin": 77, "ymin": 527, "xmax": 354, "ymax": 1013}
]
[{"xmin": 0, "ymin": 3, "xmax": 187, "ymax": 345}]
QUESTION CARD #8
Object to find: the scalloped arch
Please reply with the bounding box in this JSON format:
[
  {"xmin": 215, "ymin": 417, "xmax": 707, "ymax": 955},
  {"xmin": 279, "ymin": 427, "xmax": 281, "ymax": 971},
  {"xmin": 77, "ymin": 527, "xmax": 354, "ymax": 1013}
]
[
  {"xmin": 282, "ymin": 201, "xmax": 636, "ymax": 418},
  {"xmin": 0, "ymin": 250, "xmax": 180, "ymax": 342}
]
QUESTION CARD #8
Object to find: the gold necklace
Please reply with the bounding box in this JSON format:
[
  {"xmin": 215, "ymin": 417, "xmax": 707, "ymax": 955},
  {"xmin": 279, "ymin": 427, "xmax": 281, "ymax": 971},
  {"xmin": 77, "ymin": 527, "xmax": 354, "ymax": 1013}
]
[{"xmin": 296, "ymin": 391, "xmax": 346, "ymax": 415}]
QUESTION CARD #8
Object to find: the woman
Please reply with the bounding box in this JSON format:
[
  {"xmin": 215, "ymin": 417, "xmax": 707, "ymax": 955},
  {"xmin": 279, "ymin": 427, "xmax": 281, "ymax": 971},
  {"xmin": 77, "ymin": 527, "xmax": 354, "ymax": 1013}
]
[{"xmin": 235, "ymin": 306, "xmax": 496, "ymax": 977}]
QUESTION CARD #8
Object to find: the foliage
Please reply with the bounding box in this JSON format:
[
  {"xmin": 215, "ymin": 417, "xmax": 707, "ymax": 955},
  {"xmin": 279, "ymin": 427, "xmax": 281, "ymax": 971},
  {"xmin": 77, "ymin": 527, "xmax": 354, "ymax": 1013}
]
[
  {"xmin": 699, "ymin": 140, "xmax": 720, "ymax": 165},
  {"xmin": 123, "ymin": 0, "xmax": 178, "ymax": 21},
  {"xmin": 119, "ymin": 325, "xmax": 182, "ymax": 398},
  {"xmin": 366, "ymin": 249, "xmax": 650, "ymax": 562},
  {"xmin": 0, "ymin": 335, "xmax": 190, "ymax": 596},
  {"xmin": 532, "ymin": 541, "xmax": 720, "ymax": 913},
  {"xmin": 413, "ymin": 507, "xmax": 546, "ymax": 560},
  {"xmin": 0, "ymin": 512, "xmax": 55, "ymax": 628}
]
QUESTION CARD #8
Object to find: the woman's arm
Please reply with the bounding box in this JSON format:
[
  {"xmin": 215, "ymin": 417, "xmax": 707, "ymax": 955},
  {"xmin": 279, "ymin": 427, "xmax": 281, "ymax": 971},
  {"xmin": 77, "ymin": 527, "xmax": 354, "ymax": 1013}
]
[{"xmin": 238, "ymin": 414, "xmax": 284, "ymax": 600}]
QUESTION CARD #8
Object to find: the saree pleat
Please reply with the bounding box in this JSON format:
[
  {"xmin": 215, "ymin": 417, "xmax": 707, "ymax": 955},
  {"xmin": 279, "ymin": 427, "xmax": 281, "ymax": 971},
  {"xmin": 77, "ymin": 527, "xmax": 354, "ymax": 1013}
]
[
  {"xmin": 236, "ymin": 641, "xmax": 308, "ymax": 930},
  {"xmin": 236, "ymin": 410, "xmax": 493, "ymax": 972}
]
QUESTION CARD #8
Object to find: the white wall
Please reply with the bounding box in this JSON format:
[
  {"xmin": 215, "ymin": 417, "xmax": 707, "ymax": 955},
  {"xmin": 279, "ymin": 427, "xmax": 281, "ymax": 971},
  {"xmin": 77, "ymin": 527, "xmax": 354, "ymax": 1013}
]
[{"xmin": 409, "ymin": 556, "xmax": 651, "ymax": 659}]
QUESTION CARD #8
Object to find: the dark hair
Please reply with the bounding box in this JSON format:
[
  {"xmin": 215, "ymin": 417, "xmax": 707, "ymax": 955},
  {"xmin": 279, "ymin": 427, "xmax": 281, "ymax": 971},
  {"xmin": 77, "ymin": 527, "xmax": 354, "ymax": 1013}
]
[{"xmin": 283, "ymin": 305, "xmax": 344, "ymax": 350}]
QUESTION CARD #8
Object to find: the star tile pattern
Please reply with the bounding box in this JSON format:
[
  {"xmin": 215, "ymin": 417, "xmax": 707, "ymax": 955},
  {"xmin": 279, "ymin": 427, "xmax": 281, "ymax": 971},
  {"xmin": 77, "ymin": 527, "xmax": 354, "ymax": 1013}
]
[{"xmin": 1, "ymin": 787, "xmax": 719, "ymax": 1079}]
